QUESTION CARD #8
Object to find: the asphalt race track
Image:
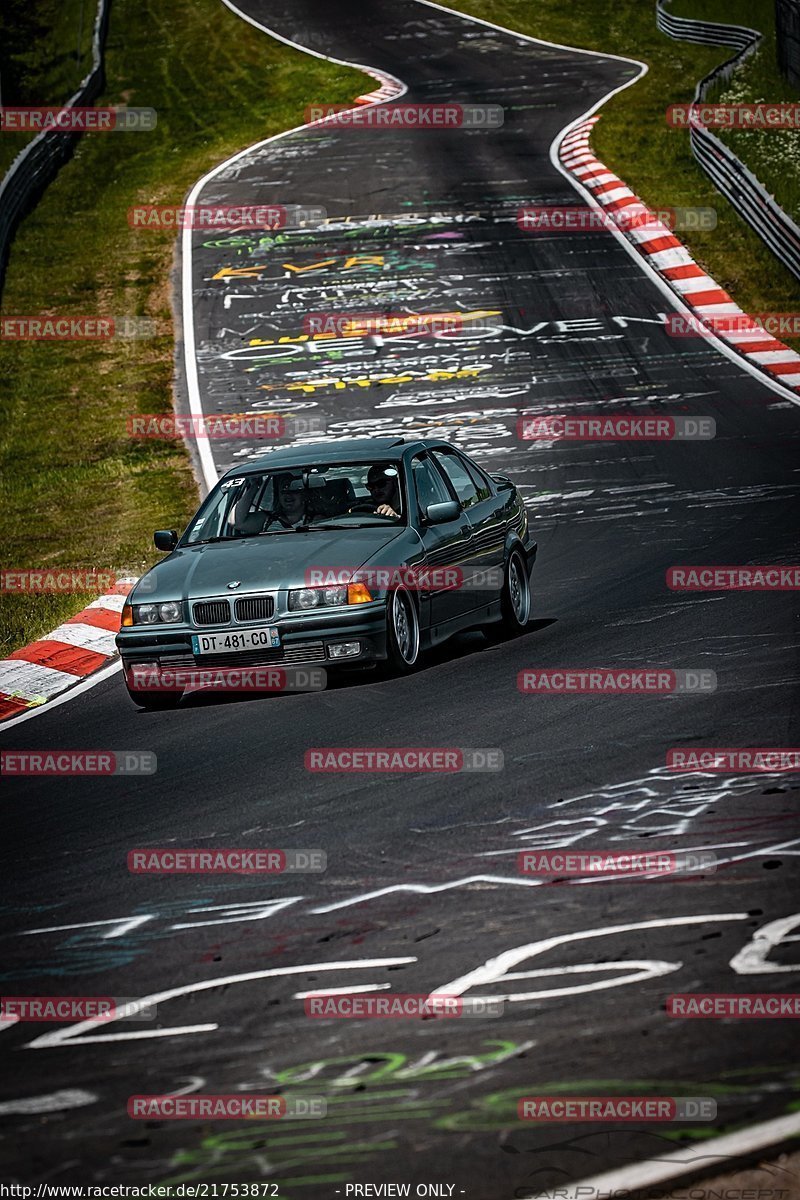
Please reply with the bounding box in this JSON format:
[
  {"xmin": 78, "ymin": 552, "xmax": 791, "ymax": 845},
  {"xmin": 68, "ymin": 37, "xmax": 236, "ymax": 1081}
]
[{"xmin": 2, "ymin": 0, "xmax": 800, "ymax": 1194}]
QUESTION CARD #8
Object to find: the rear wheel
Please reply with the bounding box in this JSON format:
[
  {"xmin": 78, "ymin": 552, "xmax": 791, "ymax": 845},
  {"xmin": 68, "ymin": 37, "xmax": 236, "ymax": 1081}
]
[
  {"xmin": 484, "ymin": 549, "xmax": 530, "ymax": 642},
  {"xmin": 501, "ymin": 549, "xmax": 530, "ymax": 634},
  {"xmin": 385, "ymin": 587, "xmax": 420, "ymax": 674}
]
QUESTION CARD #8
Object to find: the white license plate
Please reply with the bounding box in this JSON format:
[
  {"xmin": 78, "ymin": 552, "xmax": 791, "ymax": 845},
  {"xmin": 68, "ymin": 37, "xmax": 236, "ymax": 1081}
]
[{"xmin": 192, "ymin": 626, "xmax": 280, "ymax": 655}]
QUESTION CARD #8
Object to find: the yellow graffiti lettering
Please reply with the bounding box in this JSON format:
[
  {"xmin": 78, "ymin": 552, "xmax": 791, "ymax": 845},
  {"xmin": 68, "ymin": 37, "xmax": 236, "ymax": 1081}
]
[
  {"xmin": 259, "ymin": 365, "xmax": 492, "ymax": 394},
  {"xmin": 343, "ymin": 255, "xmax": 385, "ymax": 269},
  {"xmin": 428, "ymin": 367, "xmax": 489, "ymax": 380},
  {"xmin": 282, "ymin": 259, "xmax": 337, "ymax": 274},
  {"xmin": 247, "ymin": 335, "xmax": 309, "ymax": 345},
  {"xmin": 211, "ymin": 265, "xmax": 268, "ymax": 279}
]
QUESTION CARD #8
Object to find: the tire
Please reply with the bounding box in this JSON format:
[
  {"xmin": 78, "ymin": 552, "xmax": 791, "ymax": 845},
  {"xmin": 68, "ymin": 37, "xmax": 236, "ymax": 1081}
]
[
  {"xmin": 385, "ymin": 586, "xmax": 421, "ymax": 674},
  {"xmin": 498, "ymin": 548, "xmax": 531, "ymax": 636},
  {"xmin": 125, "ymin": 687, "xmax": 181, "ymax": 710}
]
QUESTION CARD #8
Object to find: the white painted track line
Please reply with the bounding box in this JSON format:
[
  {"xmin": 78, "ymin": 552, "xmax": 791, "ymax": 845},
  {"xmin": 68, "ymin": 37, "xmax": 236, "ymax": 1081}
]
[{"xmin": 528, "ymin": 1110, "xmax": 800, "ymax": 1199}]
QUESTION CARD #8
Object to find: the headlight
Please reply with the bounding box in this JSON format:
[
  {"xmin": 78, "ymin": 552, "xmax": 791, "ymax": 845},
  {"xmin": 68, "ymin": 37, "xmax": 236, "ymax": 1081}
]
[
  {"xmin": 322, "ymin": 585, "xmax": 346, "ymax": 606},
  {"xmin": 288, "ymin": 586, "xmax": 347, "ymax": 611},
  {"xmin": 134, "ymin": 601, "xmax": 182, "ymax": 624}
]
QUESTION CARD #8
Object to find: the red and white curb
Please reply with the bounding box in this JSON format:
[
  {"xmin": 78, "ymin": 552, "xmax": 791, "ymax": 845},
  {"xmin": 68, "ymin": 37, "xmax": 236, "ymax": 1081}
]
[
  {"xmin": 354, "ymin": 70, "xmax": 405, "ymax": 106},
  {"xmin": 0, "ymin": 582, "xmax": 135, "ymax": 722},
  {"xmin": 0, "ymin": 18, "xmax": 407, "ymax": 730},
  {"xmin": 559, "ymin": 117, "xmax": 800, "ymax": 392}
]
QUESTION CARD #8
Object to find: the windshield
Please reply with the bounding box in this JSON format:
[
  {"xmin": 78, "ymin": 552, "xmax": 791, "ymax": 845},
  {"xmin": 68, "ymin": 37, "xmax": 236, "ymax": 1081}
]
[{"xmin": 181, "ymin": 461, "xmax": 405, "ymax": 545}]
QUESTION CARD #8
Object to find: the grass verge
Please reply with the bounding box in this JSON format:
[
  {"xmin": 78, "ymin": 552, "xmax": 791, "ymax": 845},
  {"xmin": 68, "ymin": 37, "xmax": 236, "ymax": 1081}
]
[
  {"xmin": 0, "ymin": 0, "xmax": 98, "ymax": 177},
  {"xmin": 0, "ymin": 0, "xmax": 365, "ymax": 657},
  {"xmin": 671, "ymin": 0, "xmax": 800, "ymax": 223},
  {"xmin": 445, "ymin": 0, "xmax": 800, "ymax": 334}
]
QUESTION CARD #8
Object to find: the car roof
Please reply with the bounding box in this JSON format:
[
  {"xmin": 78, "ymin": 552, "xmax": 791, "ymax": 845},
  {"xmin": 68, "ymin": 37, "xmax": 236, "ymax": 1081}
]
[{"xmin": 222, "ymin": 437, "xmax": 450, "ymax": 476}]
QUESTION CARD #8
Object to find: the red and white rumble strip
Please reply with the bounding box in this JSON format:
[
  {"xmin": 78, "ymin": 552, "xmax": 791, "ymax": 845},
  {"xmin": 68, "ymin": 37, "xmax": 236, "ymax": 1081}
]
[
  {"xmin": 353, "ymin": 69, "xmax": 405, "ymax": 107},
  {"xmin": 558, "ymin": 117, "xmax": 800, "ymax": 392},
  {"xmin": 0, "ymin": 580, "xmax": 135, "ymax": 722}
]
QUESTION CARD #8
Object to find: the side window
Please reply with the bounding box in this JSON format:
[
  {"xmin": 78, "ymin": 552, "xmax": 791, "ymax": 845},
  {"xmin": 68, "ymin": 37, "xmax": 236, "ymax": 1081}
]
[
  {"xmin": 462, "ymin": 456, "xmax": 493, "ymax": 503},
  {"xmin": 411, "ymin": 454, "xmax": 450, "ymax": 517},
  {"xmin": 432, "ymin": 451, "xmax": 480, "ymax": 509}
]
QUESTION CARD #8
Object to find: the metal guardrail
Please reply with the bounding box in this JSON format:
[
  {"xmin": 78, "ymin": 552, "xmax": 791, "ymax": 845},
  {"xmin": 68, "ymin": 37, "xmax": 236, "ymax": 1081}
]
[
  {"xmin": 656, "ymin": 0, "xmax": 800, "ymax": 283},
  {"xmin": 0, "ymin": 0, "xmax": 112, "ymax": 297},
  {"xmin": 776, "ymin": 0, "xmax": 800, "ymax": 88}
]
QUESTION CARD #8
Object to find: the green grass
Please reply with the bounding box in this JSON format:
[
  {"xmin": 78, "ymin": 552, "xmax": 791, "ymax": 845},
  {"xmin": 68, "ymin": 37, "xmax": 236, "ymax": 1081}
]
[
  {"xmin": 445, "ymin": 0, "xmax": 800, "ymax": 328},
  {"xmin": 0, "ymin": 0, "xmax": 98, "ymax": 176},
  {"xmin": 3, "ymin": 0, "xmax": 797, "ymax": 660},
  {"xmin": 670, "ymin": 0, "xmax": 800, "ymax": 223},
  {"xmin": 0, "ymin": 0, "xmax": 365, "ymax": 657}
]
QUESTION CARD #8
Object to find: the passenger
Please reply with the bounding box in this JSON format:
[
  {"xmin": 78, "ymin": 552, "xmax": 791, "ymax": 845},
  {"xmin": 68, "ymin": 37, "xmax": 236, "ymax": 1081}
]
[
  {"xmin": 275, "ymin": 477, "xmax": 307, "ymax": 525},
  {"xmin": 229, "ymin": 475, "xmax": 305, "ymax": 533},
  {"xmin": 230, "ymin": 477, "xmax": 263, "ymax": 535},
  {"xmin": 365, "ymin": 465, "xmax": 401, "ymax": 518}
]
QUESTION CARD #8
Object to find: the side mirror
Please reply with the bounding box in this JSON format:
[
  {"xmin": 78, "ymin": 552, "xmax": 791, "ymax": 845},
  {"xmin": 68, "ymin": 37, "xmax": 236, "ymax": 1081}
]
[
  {"xmin": 154, "ymin": 529, "xmax": 178, "ymax": 552},
  {"xmin": 490, "ymin": 473, "xmax": 513, "ymax": 492},
  {"xmin": 425, "ymin": 500, "xmax": 460, "ymax": 525}
]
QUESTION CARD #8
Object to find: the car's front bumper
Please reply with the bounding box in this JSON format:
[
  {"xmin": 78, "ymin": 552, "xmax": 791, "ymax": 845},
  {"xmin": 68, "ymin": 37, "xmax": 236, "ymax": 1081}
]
[{"xmin": 116, "ymin": 601, "xmax": 389, "ymax": 685}]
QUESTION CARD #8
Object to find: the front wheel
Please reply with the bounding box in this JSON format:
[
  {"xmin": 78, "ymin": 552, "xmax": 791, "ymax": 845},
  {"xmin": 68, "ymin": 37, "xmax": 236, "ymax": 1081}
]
[
  {"xmin": 498, "ymin": 549, "xmax": 531, "ymax": 636},
  {"xmin": 385, "ymin": 586, "xmax": 420, "ymax": 674}
]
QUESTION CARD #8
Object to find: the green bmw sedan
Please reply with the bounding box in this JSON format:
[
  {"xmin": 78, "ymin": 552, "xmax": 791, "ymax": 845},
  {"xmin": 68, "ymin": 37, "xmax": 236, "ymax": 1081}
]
[{"xmin": 116, "ymin": 437, "xmax": 536, "ymax": 708}]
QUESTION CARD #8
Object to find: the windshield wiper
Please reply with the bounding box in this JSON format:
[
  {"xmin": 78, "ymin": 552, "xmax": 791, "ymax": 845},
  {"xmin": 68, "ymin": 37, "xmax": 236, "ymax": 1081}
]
[
  {"xmin": 294, "ymin": 522, "xmax": 356, "ymax": 531},
  {"xmin": 295, "ymin": 520, "xmax": 395, "ymax": 531}
]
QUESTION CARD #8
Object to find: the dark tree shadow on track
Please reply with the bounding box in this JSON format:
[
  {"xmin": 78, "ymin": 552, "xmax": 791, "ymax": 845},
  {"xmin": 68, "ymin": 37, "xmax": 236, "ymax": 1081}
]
[{"xmin": 130, "ymin": 618, "xmax": 558, "ymax": 710}]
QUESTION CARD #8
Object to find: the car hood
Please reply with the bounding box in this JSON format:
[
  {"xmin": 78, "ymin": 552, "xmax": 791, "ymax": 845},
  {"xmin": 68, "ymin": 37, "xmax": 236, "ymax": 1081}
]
[{"xmin": 131, "ymin": 527, "xmax": 409, "ymax": 602}]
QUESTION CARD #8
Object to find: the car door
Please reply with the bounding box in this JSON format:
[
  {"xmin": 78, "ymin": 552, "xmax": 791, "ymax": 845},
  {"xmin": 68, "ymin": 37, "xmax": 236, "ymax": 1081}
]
[
  {"xmin": 430, "ymin": 448, "xmax": 506, "ymax": 611},
  {"xmin": 409, "ymin": 452, "xmax": 474, "ymax": 626}
]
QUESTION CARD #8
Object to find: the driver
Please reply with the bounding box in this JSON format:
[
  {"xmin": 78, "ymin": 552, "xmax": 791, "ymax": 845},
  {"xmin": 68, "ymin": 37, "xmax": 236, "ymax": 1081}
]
[{"xmin": 365, "ymin": 464, "xmax": 401, "ymax": 518}]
